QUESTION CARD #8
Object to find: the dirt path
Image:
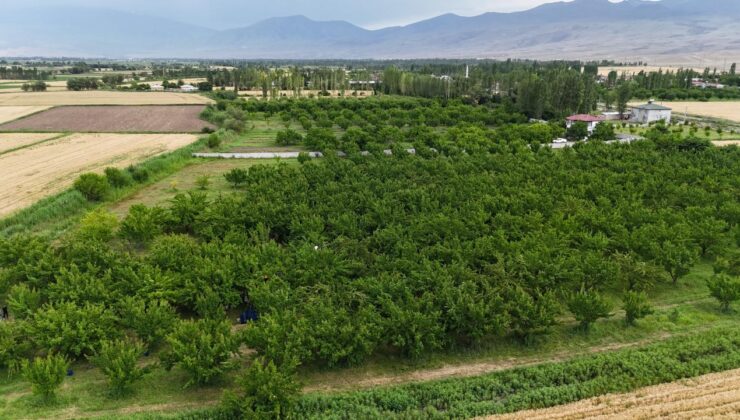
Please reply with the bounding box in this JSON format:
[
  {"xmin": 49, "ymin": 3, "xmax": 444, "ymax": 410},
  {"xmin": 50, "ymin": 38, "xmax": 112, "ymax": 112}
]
[{"xmin": 490, "ymin": 368, "xmax": 740, "ymax": 420}]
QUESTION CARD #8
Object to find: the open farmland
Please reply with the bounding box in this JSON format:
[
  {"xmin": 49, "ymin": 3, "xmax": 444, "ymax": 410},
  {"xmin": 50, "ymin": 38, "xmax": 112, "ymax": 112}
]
[
  {"xmin": 0, "ymin": 106, "xmax": 51, "ymax": 124},
  {"xmin": 493, "ymin": 368, "xmax": 740, "ymax": 420},
  {"xmin": 0, "ymin": 132, "xmax": 61, "ymax": 154},
  {"xmin": 0, "ymin": 91, "xmax": 213, "ymax": 106},
  {"xmin": 0, "ymin": 133, "xmax": 197, "ymax": 217},
  {"xmin": 598, "ymin": 65, "xmax": 704, "ymax": 77},
  {"xmin": 0, "ymin": 105, "xmax": 214, "ymax": 133},
  {"xmin": 659, "ymin": 101, "xmax": 740, "ymax": 123}
]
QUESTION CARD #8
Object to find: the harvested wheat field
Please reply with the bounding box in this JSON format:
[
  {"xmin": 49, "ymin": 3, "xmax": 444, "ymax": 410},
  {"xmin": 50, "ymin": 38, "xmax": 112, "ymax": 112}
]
[
  {"xmin": 598, "ymin": 66, "xmax": 703, "ymax": 77},
  {"xmin": 0, "ymin": 133, "xmax": 61, "ymax": 154},
  {"xmin": 492, "ymin": 368, "xmax": 740, "ymax": 420},
  {"xmin": 0, "ymin": 106, "xmax": 51, "ymax": 124},
  {"xmin": 0, "ymin": 91, "xmax": 213, "ymax": 106},
  {"xmin": 0, "ymin": 133, "xmax": 197, "ymax": 217},
  {"xmin": 662, "ymin": 101, "xmax": 740, "ymax": 123},
  {"xmin": 0, "ymin": 105, "xmax": 214, "ymax": 133}
]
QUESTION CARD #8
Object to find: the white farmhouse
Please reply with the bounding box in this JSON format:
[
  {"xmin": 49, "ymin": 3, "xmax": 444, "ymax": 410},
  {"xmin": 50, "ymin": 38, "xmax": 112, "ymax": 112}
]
[
  {"xmin": 566, "ymin": 114, "xmax": 605, "ymax": 133},
  {"xmin": 631, "ymin": 100, "xmax": 672, "ymax": 124}
]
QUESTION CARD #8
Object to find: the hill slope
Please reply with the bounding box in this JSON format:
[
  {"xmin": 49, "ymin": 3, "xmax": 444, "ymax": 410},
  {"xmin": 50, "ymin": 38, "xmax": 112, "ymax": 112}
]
[{"xmin": 1, "ymin": 0, "xmax": 739, "ymax": 64}]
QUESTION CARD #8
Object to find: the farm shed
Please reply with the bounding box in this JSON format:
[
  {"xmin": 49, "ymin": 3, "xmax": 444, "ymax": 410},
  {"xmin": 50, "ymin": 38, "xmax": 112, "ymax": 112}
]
[{"xmin": 631, "ymin": 100, "xmax": 672, "ymax": 124}]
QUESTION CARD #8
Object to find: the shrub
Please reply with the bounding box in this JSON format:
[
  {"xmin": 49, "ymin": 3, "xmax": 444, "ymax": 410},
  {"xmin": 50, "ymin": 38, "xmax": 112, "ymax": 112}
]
[
  {"xmin": 76, "ymin": 209, "xmax": 119, "ymax": 242},
  {"xmin": 0, "ymin": 321, "xmax": 31, "ymax": 371},
  {"xmin": 119, "ymin": 205, "xmax": 167, "ymax": 244},
  {"xmin": 224, "ymin": 168, "xmax": 248, "ymax": 188},
  {"xmin": 565, "ymin": 121, "xmax": 589, "ymax": 141},
  {"xmin": 160, "ymin": 319, "xmax": 240, "ymax": 387},
  {"xmin": 22, "ymin": 354, "xmax": 68, "ymax": 401},
  {"xmin": 222, "ymin": 358, "xmax": 300, "ymax": 419},
  {"xmin": 276, "ymin": 129, "xmax": 303, "ymax": 146},
  {"xmin": 88, "ymin": 339, "xmax": 146, "ymax": 396},
  {"xmin": 104, "ymin": 167, "xmax": 132, "ymax": 188},
  {"xmin": 567, "ymin": 288, "xmax": 613, "ymax": 331},
  {"xmin": 297, "ymin": 152, "xmax": 312, "ymax": 164},
  {"xmin": 623, "ymin": 290, "xmax": 654, "ymax": 326},
  {"xmin": 196, "ymin": 175, "xmax": 211, "ymax": 190},
  {"xmin": 74, "ymin": 173, "xmax": 110, "ymax": 201},
  {"xmin": 127, "ymin": 165, "xmax": 150, "ymax": 183},
  {"xmin": 707, "ymin": 274, "xmax": 740, "ymax": 312},
  {"xmin": 207, "ymin": 133, "xmax": 222, "ymax": 149}
]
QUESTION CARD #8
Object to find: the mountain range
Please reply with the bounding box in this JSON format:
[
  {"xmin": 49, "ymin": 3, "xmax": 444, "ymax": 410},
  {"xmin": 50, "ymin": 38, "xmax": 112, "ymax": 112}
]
[{"xmin": 1, "ymin": 0, "xmax": 739, "ymax": 65}]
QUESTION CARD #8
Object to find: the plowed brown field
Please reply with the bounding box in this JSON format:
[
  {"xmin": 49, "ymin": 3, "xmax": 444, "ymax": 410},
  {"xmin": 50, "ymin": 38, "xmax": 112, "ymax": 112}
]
[
  {"xmin": 0, "ymin": 133, "xmax": 197, "ymax": 217},
  {"xmin": 492, "ymin": 368, "xmax": 740, "ymax": 420},
  {"xmin": 0, "ymin": 91, "xmax": 212, "ymax": 106},
  {"xmin": 0, "ymin": 105, "xmax": 213, "ymax": 133},
  {"xmin": 0, "ymin": 133, "xmax": 61, "ymax": 154},
  {"xmin": 0, "ymin": 106, "xmax": 51, "ymax": 124}
]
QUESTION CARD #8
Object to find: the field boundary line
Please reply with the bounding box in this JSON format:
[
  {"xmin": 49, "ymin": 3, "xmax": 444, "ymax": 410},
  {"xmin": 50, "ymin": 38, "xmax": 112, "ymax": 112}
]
[{"xmin": 0, "ymin": 132, "xmax": 71, "ymax": 157}]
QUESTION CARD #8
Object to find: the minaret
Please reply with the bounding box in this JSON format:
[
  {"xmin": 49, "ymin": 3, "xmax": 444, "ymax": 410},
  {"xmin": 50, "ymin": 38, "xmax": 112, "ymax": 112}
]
[{"xmin": 465, "ymin": 64, "xmax": 470, "ymax": 79}]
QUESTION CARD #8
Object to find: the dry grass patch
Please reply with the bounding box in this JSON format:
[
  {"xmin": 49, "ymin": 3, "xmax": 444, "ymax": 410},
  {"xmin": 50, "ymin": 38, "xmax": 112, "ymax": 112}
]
[
  {"xmin": 0, "ymin": 106, "xmax": 51, "ymax": 124},
  {"xmin": 492, "ymin": 368, "xmax": 740, "ymax": 420},
  {"xmin": 0, "ymin": 133, "xmax": 197, "ymax": 217},
  {"xmin": 0, "ymin": 91, "xmax": 213, "ymax": 106},
  {"xmin": 0, "ymin": 132, "xmax": 61, "ymax": 154}
]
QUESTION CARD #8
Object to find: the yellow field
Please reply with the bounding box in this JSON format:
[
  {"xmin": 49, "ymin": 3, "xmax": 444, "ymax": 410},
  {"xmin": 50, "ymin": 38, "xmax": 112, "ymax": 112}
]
[
  {"xmin": 0, "ymin": 106, "xmax": 51, "ymax": 124},
  {"xmin": 659, "ymin": 101, "xmax": 740, "ymax": 123},
  {"xmin": 0, "ymin": 133, "xmax": 60, "ymax": 154},
  {"xmin": 0, "ymin": 133, "xmax": 198, "ymax": 217},
  {"xmin": 238, "ymin": 89, "xmax": 375, "ymax": 98},
  {"xmin": 492, "ymin": 368, "xmax": 740, "ymax": 420},
  {"xmin": 0, "ymin": 91, "xmax": 213, "ymax": 106},
  {"xmin": 598, "ymin": 66, "xmax": 704, "ymax": 77}
]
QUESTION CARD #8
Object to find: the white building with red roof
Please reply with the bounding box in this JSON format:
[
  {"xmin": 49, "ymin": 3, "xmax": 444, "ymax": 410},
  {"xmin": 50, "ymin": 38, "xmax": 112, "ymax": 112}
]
[{"xmin": 566, "ymin": 114, "xmax": 605, "ymax": 133}]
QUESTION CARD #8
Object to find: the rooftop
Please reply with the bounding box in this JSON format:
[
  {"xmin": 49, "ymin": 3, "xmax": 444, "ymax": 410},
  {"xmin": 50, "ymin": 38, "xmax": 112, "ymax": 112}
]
[
  {"xmin": 567, "ymin": 114, "xmax": 605, "ymax": 122},
  {"xmin": 633, "ymin": 100, "xmax": 672, "ymax": 111}
]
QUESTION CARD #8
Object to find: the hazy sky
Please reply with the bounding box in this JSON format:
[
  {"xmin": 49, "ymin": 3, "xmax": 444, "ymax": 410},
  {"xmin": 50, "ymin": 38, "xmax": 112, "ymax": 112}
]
[{"xmin": 20, "ymin": 0, "xmax": 574, "ymax": 29}]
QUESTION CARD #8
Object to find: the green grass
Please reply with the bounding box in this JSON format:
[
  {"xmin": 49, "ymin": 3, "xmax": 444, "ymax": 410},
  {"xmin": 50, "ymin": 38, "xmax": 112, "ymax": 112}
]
[{"xmin": 109, "ymin": 158, "xmax": 292, "ymax": 217}]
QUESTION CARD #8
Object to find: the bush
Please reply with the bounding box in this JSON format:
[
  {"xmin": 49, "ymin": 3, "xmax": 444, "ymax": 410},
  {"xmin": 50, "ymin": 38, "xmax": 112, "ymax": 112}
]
[
  {"xmin": 119, "ymin": 205, "xmax": 167, "ymax": 244},
  {"xmin": 222, "ymin": 358, "xmax": 300, "ymax": 419},
  {"xmin": 76, "ymin": 209, "xmax": 119, "ymax": 242},
  {"xmin": 207, "ymin": 133, "xmax": 222, "ymax": 149},
  {"xmin": 127, "ymin": 165, "xmax": 150, "ymax": 183},
  {"xmin": 74, "ymin": 173, "xmax": 110, "ymax": 201},
  {"xmin": 297, "ymin": 152, "xmax": 312, "ymax": 164},
  {"xmin": 160, "ymin": 319, "xmax": 240, "ymax": 387},
  {"xmin": 104, "ymin": 167, "xmax": 132, "ymax": 188},
  {"xmin": 22, "ymin": 354, "xmax": 68, "ymax": 401},
  {"xmin": 567, "ymin": 288, "xmax": 613, "ymax": 331},
  {"xmin": 224, "ymin": 168, "xmax": 248, "ymax": 188},
  {"xmin": 276, "ymin": 129, "xmax": 303, "ymax": 146},
  {"xmin": 565, "ymin": 121, "xmax": 588, "ymax": 141},
  {"xmin": 707, "ymin": 274, "xmax": 740, "ymax": 312},
  {"xmin": 623, "ymin": 290, "xmax": 653, "ymax": 326},
  {"xmin": 89, "ymin": 339, "xmax": 146, "ymax": 396},
  {"xmin": 196, "ymin": 175, "xmax": 211, "ymax": 190}
]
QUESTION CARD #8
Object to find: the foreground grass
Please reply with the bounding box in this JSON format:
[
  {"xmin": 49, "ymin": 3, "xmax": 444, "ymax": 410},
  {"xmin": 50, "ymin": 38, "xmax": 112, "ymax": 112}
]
[{"xmin": 1, "ymin": 261, "xmax": 736, "ymax": 419}]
